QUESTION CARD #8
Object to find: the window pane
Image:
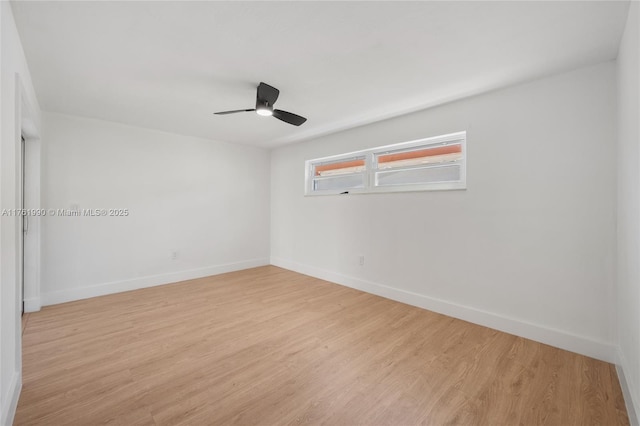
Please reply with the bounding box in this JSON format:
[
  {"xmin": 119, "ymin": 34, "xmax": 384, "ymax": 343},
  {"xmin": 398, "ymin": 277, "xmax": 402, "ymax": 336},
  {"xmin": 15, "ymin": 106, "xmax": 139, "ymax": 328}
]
[
  {"xmin": 313, "ymin": 174, "xmax": 365, "ymax": 191},
  {"xmin": 313, "ymin": 157, "xmax": 366, "ymax": 177},
  {"xmin": 377, "ymin": 144, "xmax": 462, "ymax": 170},
  {"xmin": 376, "ymin": 163, "xmax": 461, "ymax": 187}
]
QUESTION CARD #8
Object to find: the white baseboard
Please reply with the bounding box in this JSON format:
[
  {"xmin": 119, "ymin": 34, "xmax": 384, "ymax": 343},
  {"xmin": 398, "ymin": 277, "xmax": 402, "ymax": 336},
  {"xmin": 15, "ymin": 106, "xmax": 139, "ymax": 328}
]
[
  {"xmin": 271, "ymin": 257, "xmax": 616, "ymax": 363},
  {"xmin": 617, "ymin": 348, "xmax": 640, "ymax": 426},
  {"xmin": 23, "ymin": 297, "xmax": 41, "ymax": 312},
  {"xmin": 1, "ymin": 371, "xmax": 22, "ymax": 426},
  {"xmin": 41, "ymin": 258, "xmax": 269, "ymax": 306}
]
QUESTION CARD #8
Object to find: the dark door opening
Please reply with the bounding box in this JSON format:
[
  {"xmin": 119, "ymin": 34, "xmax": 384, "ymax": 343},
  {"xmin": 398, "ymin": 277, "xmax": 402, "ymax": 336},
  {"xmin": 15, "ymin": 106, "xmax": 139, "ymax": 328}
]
[{"xmin": 21, "ymin": 135, "xmax": 25, "ymax": 315}]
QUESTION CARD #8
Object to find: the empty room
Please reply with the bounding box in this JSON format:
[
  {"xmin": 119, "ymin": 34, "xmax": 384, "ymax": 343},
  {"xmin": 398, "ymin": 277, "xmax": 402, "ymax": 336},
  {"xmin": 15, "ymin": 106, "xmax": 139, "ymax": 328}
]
[{"xmin": 0, "ymin": 0, "xmax": 638, "ymax": 425}]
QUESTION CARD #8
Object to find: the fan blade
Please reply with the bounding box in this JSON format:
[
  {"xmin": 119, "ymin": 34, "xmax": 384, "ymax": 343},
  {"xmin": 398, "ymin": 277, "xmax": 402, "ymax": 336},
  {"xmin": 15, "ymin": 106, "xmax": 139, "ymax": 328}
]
[
  {"xmin": 214, "ymin": 109, "xmax": 255, "ymax": 115},
  {"xmin": 273, "ymin": 109, "xmax": 307, "ymax": 126},
  {"xmin": 257, "ymin": 82, "xmax": 279, "ymax": 106}
]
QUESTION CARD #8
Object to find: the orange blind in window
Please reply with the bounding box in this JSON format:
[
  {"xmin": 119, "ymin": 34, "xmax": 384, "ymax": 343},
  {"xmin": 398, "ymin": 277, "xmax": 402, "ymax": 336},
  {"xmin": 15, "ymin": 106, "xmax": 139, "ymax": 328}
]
[
  {"xmin": 377, "ymin": 144, "xmax": 461, "ymax": 164},
  {"xmin": 315, "ymin": 159, "xmax": 366, "ymax": 176}
]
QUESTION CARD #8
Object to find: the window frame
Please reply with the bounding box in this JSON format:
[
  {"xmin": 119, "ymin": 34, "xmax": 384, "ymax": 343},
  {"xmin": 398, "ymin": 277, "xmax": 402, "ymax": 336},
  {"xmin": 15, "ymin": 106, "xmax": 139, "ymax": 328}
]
[
  {"xmin": 305, "ymin": 131, "xmax": 466, "ymax": 196},
  {"xmin": 305, "ymin": 151, "xmax": 371, "ymax": 196}
]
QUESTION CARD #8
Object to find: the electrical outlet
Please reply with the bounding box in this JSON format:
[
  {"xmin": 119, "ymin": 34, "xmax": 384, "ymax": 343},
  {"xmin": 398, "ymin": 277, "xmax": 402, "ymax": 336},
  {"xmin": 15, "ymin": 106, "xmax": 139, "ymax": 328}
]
[
  {"xmin": 359, "ymin": 255, "xmax": 365, "ymax": 266},
  {"xmin": 171, "ymin": 250, "xmax": 178, "ymax": 260}
]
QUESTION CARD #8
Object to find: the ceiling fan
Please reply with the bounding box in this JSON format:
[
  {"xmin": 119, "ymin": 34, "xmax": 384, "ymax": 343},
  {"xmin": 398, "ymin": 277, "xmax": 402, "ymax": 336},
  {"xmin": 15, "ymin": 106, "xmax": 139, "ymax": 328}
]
[{"xmin": 214, "ymin": 82, "xmax": 307, "ymax": 126}]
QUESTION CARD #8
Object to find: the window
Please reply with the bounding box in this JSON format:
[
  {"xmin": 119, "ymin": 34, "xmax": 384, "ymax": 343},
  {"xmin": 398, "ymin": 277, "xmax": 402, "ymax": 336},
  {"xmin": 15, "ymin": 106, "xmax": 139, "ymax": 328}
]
[
  {"xmin": 305, "ymin": 131, "xmax": 466, "ymax": 195},
  {"xmin": 309, "ymin": 154, "xmax": 366, "ymax": 192}
]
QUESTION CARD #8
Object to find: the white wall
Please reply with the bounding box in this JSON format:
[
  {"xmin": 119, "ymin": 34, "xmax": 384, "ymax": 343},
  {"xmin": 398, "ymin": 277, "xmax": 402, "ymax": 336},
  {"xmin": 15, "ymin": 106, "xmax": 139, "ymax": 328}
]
[
  {"xmin": 616, "ymin": 1, "xmax": 640, "ymax": 423},
  {"xmin": 40, "ymin": 112, "xmax": 270, "ymax": 305},
  {"xmin": 0, "ymin": 2, "xmax": 41, "ymax": 425},
  {"xmin": 271, "ymin": 62, "xmax": 617, "ymax": 362}
]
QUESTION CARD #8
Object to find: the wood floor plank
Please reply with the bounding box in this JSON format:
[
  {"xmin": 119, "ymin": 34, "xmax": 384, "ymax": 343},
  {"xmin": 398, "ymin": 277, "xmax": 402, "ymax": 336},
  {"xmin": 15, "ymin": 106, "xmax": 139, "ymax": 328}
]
[{"xmin": 15, "ymin": 266, "xmax": 629, "ymax": 425}]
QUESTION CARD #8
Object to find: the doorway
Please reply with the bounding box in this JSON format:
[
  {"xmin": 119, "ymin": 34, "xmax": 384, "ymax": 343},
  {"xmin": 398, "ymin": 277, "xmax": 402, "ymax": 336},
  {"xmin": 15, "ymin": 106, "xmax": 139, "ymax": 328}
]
[
  {"xmin": 20, "ymin": 135, "xmax": 29, "ymax": 315},
  {"xmin": 21, "ymin": 135, "xmax": 26, "ymax": 315},
  {"xmin": 17, "ymin": 74, "xmax": 42, "ymax": 315}
]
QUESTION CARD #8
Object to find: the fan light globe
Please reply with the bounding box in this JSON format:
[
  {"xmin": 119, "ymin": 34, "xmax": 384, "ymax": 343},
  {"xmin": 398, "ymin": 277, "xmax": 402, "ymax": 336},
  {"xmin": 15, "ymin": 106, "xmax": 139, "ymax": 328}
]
[{"xmin": 256, "ymin": 107, "xmax": 273, "ymax": 117}]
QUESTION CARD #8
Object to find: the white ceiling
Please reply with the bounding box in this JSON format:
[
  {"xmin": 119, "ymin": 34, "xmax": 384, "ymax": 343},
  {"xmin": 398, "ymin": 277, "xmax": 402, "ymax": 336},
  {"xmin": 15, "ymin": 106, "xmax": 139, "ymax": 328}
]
[{"xmin": 11, "ymin": 1, "xmax": 630, "ymax": 148}]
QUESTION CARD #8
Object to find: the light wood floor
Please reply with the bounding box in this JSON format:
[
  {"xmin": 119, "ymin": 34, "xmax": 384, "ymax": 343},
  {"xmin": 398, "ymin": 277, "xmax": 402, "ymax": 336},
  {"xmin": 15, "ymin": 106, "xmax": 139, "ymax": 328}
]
[{"xmin": 16, "ymin": 266, "xmax": 629, "ymax": 425}]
